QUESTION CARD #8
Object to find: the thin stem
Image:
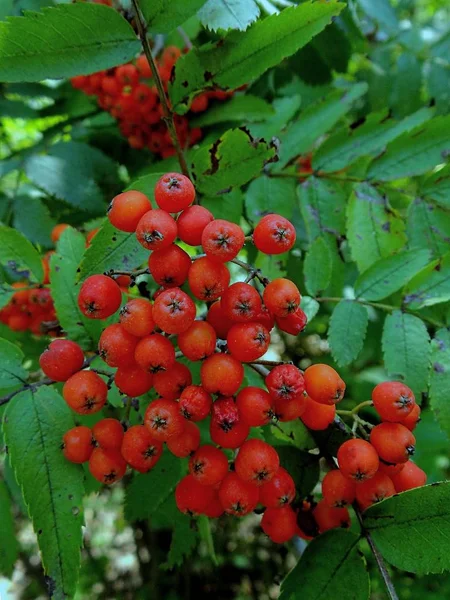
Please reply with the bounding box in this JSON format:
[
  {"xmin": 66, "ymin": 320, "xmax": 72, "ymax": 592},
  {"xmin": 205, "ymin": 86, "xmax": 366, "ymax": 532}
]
[
  {"xmin": 131, "ymin": 0, "xmax": 189, "ymax": 177},
  {"xmin": 231, "ymin": 258, "xmax": 270, "ymax": 286},
  {"xmin": 337, "ymin": 400, "xmax": 373, "ymax": 417},
  {"xmin": 248, "ymin": 363, "xmax": 270, "ymax": 378},
  {"xmin": 250, "ymin": 359, "xmax": 288, "ymax": 367},
  {"xmin": 108, "ymin": 267, "xmax": 149, "ymax": 277}
]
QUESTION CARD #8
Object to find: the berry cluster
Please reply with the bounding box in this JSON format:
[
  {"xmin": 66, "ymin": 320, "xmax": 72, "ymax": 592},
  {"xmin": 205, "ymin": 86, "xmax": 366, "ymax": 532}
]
[{"xmin": 71, "ymin": 49, "xmax": 232, "ymax": 155}]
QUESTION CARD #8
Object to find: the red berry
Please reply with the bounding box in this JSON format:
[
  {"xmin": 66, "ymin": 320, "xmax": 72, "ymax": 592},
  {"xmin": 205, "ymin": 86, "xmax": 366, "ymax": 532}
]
[
  {"xmin": 189, "ymin": 445, "xmax": 229, "ymax": 486},
  {"xmin": 78, "ymin": 274, "xmax": 122, "ymax": 319},
  {"xmin": 89, "ymin": 447, "xmax": 127, "ymax": 484},
  {"xmin": 210, "ymin": 396, "xmax": 249, "ymax": 449},
  {"xmin": 206, "ymin": 300, "xmax": 234, "ymax": 339},
  {"xmin": 135, "ymin": 333, "xmax": 176, "ymax": 373},
  {"xmin": 121, "ymin": 425, "xmax": 163, "ymax": 473},
  {"xmin": 203, "ymin": 492, "xmax": 225, "ymax": 518},
  {"xmin": 263, "ymin": 278, "xmax": 300, "ymax": 318},
  {"xmin": 188, "ymin": 257, "xmax": 230, "ymax": 301},
  {"xmin": 148, "ymin": 244, "xmax": 191, "ymax": 287},
  {"xmin": 175, "ymin": 474, "xmax": 215, "ymax": 515},
  {"xmin": 177, "ymin": 205, "xmax": 214, "ymax": 246},
  {"xmin": 372, "ymin": 381, "xmax": 415, "ymax": 422},
  {"xmin": 275, "ymin": 308, "xmax": 307, "ymax": 336},
  {"xmin": 107, "ymin": 190, "xmax": 152, "ymax": 232},
  {"xmin": 236, "ymin": 386, "xmax": 274, "ymax": 427},
  {"xmin": 355, "ymin": 471, "xmax": 396, "ymax": 511},
  {"xmin": 253, "ymin": 214, "xmax": 296, "ymax": 255},
  {"xmin": 201, "ymin": 353, "xmax": 244, "ymax": 396},
  {"xmin": 98, "ymin": 323, "xmax": 138, "ymax": 368},
  {"xmin": 259, "ymin": 467, "xmax": 295, "ymax": 507},
  {"xmin": 370, "ymin": 423, "xmax": 415, "ymax": 464},
  {"xmin": 313, "ymin": 499, "xmax": 350, "ymax": 533},
  {"xmin": 218, "ymin": 472, "xmax": 259, "ymax": 516},
  {"xmin": 167, "ymin": 421, "xmax": 200, "ymax": 457},
  {"xmin": 390, "ymin": 461, "xmax": 426, "ymax": 492},
  {"xmin": 114, "ymin": 364, "xmax": 154, "ymax": 397},
  {"xmin": 221, "ymin": 282, "xmax": 262, "ymax": 323},
  {"xmin": 265, "ymin": 364, "xmax": 305, "ymax": 403},
  {"xmin": 274, "ymin": 396, "xmax": 306, "ymax": 421},
  {"xmin": 201, "ymin": 219, "xmax": 245, "ymax": 262},
  {"xmin": 92, "ymin": 418, "xmax": 124, "ymax": 451},
  {"xmin": 178, "ymin": 385, "xmax": 212, "ymax": 421},
  {"xmin": 39, "ymin": 339, "xmax": 84, "ymax": 382},
  {"xmin": 116, "ymin": 63, "xmax": 139, "ymax": 86},
  {"xmin": 63, "ymin": 426, "xmax": 94, "ymax": 463},
  {"xmin": 152, "ymin": 287, "xmax": 196, "ymax": 334},
  {"xmin": 119, "ymin": 298, "xmax": 155, "ymax": 337},
  {"xmin": 337, "ymin": 439, "xmax": 379, "ymax": 481},
  {"xmin": 304, "ymin": 363, "xmax": 346, "ymax": 405},
  {"xmin": 378, "ymin": 461, "xmax": 405, "ymax": 477},
  {"xmin": 300, "ymin": 395, "xmax": 336, "ymax": 430},
  {"xmin": 51, "ymin": 223, "xmax": 69, "ymax": 243},
  {"xmin": 261, "ymin": 506, "xmax": 297, "ymax": 543},
  {"xmin": 178, "ymin": 321, "xmax": 217, "ymax": 361},
  {"xmin": 154, "ymin": 172, "xmax": 196, "ymax": 212},
  {"xmin": 227, "ymin": 322, "xmax": 270, "ymax": 362},
  {"xmin": 399, "ymin": 403, "xmax": 421, "ymax": 431},
  {"xmin": 144, "ymin": 398, "xmax": 186, "ymax": 441},
  {"xmin": 153, "ymin": 361, "xmax": 192, "ymax": 400},
  {"xmin": 63, "ymin": 370, "xmax": 108, "ymax": 414},
  {"xmin": 136, "ymin": 209, "xmax": 177, "ymax": 251},
  {"xmin": 322, "ymin": 470, "xmax": 356, "ymax": 508},
  {"xmin": 235, "ymin": 439, "xmax": 280, "ymax": 486}
]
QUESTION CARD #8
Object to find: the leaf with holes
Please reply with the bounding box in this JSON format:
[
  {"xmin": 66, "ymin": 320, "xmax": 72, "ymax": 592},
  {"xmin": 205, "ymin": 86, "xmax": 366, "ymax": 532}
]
[
  {"xmin": 328, "ymin": 301, "xmax": 369, "ymax": 367},
  {"xmin": 403, "ymin": 252, "xmax": 450, "ymax": 310},
  {"xmin": 198, "ymin": 0, "xmax": 260, "ymax": 32},
  {"xmin": 0, "ymin": 338, "xmax": 27, "ymax": 389},
  {"xmin": 0, "ymin": 225, "xmax": 43, "ymax": 283},
  {"xmin": 429, "ymin": 329, "xmax": 450, "ymax": 439},
  {"xmin": 299, "ymin": 177, "xmax": 347, "ymax": 242},
  {"xmin": 3, "ymin": 388, "xmax": 84, "ymax": 598},
  {"xmin": 303, "ymin": 237, "xmax": 332, "ymax": 297}
]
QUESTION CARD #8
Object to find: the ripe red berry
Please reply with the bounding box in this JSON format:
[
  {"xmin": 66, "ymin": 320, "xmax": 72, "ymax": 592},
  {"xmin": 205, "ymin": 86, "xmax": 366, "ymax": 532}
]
[
  {"xmin": 337, "ymin": 439, "xmax": 379, "ymax": 481},
  {"xmin": 107, "ymin": 190, "xmax": 152, "ymax": 232},
  {"xmin": 152, "ymin": 287, "xmax": 196, "ymax": 334},
  {"xmin": 370, "ymin": 423, "xmax": 415, "ymax": 464},
  {"xmin": 399, "ymin": 403, "xmax": 421, "ymax": 431},
  {"xmin": 154, "ymin": 172, "xmax": 196, "ymax": 212},
  {"xmin": 167, "ymin": 421, "xmax": 201, "ymax": 457},
  {"xmin": 313, "ymin": 499, "xmax": 350, "ymax": 533},
  {"xmin": 39, "ymin": 339, "xmax": 84, "ymax": 382},
  {"xmin": 275, "ymin": 308, "xmax": 307, "ymax": 336},
  {"xmin": 134, "ymin": 333, "xmax": 176, "ymax": 373},
  {"xmin": 355, "ymin": 471, "xmax": 396, "ymax": 511},
  {"xmin": 253, "ymin": 214, "xmax": 296, "ymax": 255},
  {"xmin": 121, "ymin": 425, "xmax": 163, "ymax": 473},
  {"xmin": 218, "ymin": 472, "xmax": 259, "ymax": 516},
  {"xmin": 98, "ymin": 323, "xmax": 138, "ymax": 368},
  {"xmin": 300, "ymin": 395, "xmax": 336, "ymax": 430},
  {"xmin": 261, "ymin": 506, "xmax": 298, "ymax": 543},
  {"xmin": 114, "ymin": 364, "xmax": 154, "ymax": 397},
  {"xmin": 136, "ymin": 209, "xmax": 177, "ymax": 251},
  {"xmin": 235, "ymin": 439, "xmax": 280, "ymax": 486},
  {"xmin": 119, "ymin": 298, "xmax": 155, "ymax": 337},
  {"xmin": 265, "ymin": 364, "xmax": 305, "ymax": 403},
  {"xmin": 201, "ymin": 219, "xmax": 245, "ymax": 262},
  {"xmin": 78, "ymin": 274, "xmax": 122, "ymax": 319},
  {"xmin": 203, "ymin": 492, "xmax": 225, "ymax": 518},
  {"xmin": 378, "ymin": 461, "xmax": 405, "ymax": 477},
  {"xmin": 175, "ymin": 474, "xmax": 215, "ymax": 515},
  {"xmin": 255, "ymin": 304, "xmax": 275, "ymax": 332},
  {"xmin": 263, "ymin": 278, "xmax": 300, "ymax": 318},
  {"xmin": 177, "ymin": 321, "xmax": 217, "ymax": 361},
  {"xmin": 236, "ymin": 386, "xmax": 274, "ymax": 427},
  {"xmin": 63, "ymin": 370, "xmax": 108, "ymax": 414},
  {"xmin": 63, "ymin": 426, "xmax": 94, "ymax": 463},
  {"xmin": 153, "ymin": 361, "xmax": 192, "ymax": 400},
  {"xmin": 116, "ymin": 63, "xmax": 139, "ymax": 86},
  {"xmin": 390, "ymin": 461, "xmax": 426, "ymax": 492},
  {"xmin": 189, "ymin": 445, "xmax": 229, "ymax": 486},
  {"xmin": 89, "ymin": 447, "xmax": 127, "ymax": 484},
  {"xmin": 274, "ymin": 396, "xmax": 306, "ymax": 421},
  {"xmin": 221, "ymin": 282, "xmax": 262, "ymax": 323},
  {"xmin": 177, "ymin": 205, "xmax": 214, "ymax": 246},
  {"xmin": 227, "ymin": 322, "xmax": 270, "ymax": 362},
  {"xmin": 210, "ymin": 396, "xmax": 249, "ymax": 449},
  {"xmin": 259, "ymin": 467, "xmax": 295, "ymax": 507},
  {"xmin": 144, "ymin": 398, "xmax": 186, "ymax": 441},
  {"xmin": 304, "ymin": 363, "xmax": 346, "ymax": 405},
  {"xmin": 188, "ymin": 257, "xmax": 230, "ymax": 301},
  {"xmin": 92, "ymin": 418, "xmax": 124, "ymax": 451},
  {"xmin": 372, "ymin": 381, "xmax": 415, "ymax": 422},
  {"xmin": 322, "ymin": 469, "xmax": 356, "ymax": 508},
  {"xmin": 205, "ymin": 303, "xmax": 233, "ymax": 342},
  {"xmin": 201, "ymin": 353, "xmax": 244, "ymax": 396},
  {"xmin": 178, "ymin": 385, "xmax": 212, "ymax": 421},
  {"xmin": 148, "ymin": 244, "xmax": 191, "ymax": 287}
]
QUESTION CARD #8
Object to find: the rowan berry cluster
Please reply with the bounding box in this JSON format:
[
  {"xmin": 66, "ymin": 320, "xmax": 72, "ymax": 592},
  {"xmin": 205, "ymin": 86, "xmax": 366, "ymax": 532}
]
[{"xmin": 71, "ymin": 49, "xmax": 232, "ymax": 155}]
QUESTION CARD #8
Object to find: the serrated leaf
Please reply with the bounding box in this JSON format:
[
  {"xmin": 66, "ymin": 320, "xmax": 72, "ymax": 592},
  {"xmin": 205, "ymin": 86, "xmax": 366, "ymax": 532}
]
[
  {"xmin": 328, "ymin": 301, "xmax": 369, "ymax": 367},
  {"xmin": 403, "ymin": 252, "xmax": 450, "ymax": 310},
  {"xmin": 354, "ymin": 249, "xmax": 431, "ymax": 301},
  {"xmin": 421, "ymin": 164, "xmax": 450, "ymax": 209},
  {"xmin": 191, "ymin": 94, "xmax": 273, "ymax": 127},
  {"xmin": 141, "ymin": 0, "xmax": 206, "ymax": 34},
  {"xmin": 0, "ymin": 479, "xmax": 18, "ymax": 576},
  {"xmin": 303, "ymin": 236, "xmax": 332, "ymax": 296},
  {"xmin": 280, "ymin": 530, "xmax": 369, "ymax": 600},
  {"xmin": 276, "ymin": 83, "xmax": 368, "ymax": 170},
  {"xmin": 0, "ymin": 338, "xmax": 27, "ymax": 389},
  {"xmin": 13, "ymin": 195, "xmax": 56, "ymax": 248},
  {"xmin": 198, "ymin": 0, "xmax": 259, "ymax": 32},
  {"xmin": 125, "ymin": 172, "xmax": 164, "ymax": 197},
  {"xmin": 78, "ymin": 219, "xmax": 148, "ymax": 281},
  {"xmin": 368, "ymin": 115, "xmax": 450, "ymax": 181},
  {"xmin": 363, "ymin": 482, "xmax": 450, "ymax": 574},
  {"xmin": 347, "ymin": 183, "xmax": 406, "ymax": 273},
  {"xmin": 389, "ymin": 53, "xmax": 422, "ymax": 118},
  {"xmin": 0, "ymin": 4, "xmax": 140, "ymax": 82},
  {"xmin": 269, "ymin": 419, "xmax": 315, "ymax": 451},
  {"xmin": 170, "ymin": 1, "xmax": 345, "ymax": 113},
  {"xmin": 202, "ymin": 188, "xmax": 243, "ymax": 224},
  {"xmin": 407, "ymin": 198, "xmax": 450, "ymax": 258},
  {"xmin": 275, "ymin": 446, "xmax": 319, "ymax": 497},
  {"xmin": 163, "ymin": 510, "xmax": 198, "ymax": 569},
  {"xmin": 313, "ymin": 108, "xmax": 433, "ymax": 173},
  {"xmin": 0, "ymin": 224, "xmax": 43, "ymax": 282},
  {"xmin": 0, "ymin": 283, "xmax": 14, "ymax": 310},
  {"xmin": 191, "ymin": 128, "xmax": 278, "ymax": 195},
  {"xmin": 429, "ymin": 328, "xmax": 450, "ymax": 439},
  {"xmin": 124, "ymin": 452, "xmax": 185, "ymax": 522},
  {"xmin": 3, "ymin": 388, "xmax": 84, "ymax": 598},
  {"xmin": 299, "ymin": 177, "xmax": 347, "ymax": 242},
  {"xmin": 246, "ymin": 175, "xmax": 296, "ymax": 223},
  {"xmin": 382, "ymin": 310, "xmax": 430, "ymax": 397},
  {"xmin": 249, "ymin": 94, "xmax": 302, "ymax": 139}
]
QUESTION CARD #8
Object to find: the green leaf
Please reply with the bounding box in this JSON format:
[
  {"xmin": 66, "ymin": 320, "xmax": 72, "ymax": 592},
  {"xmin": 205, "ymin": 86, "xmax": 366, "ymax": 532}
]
[
  {"xmin": 13, "ymin": 195, "xmax": 56, "ymax": 248},
  {"xmin": 3, "ymin": 387, "xmax": 84, "ymax": 598},
  {"xmin": 191, "ymin": 94, "xmax": 273, "ymax": 127},
  {"xmin": 328, "ymin": 300, "xmax": 369, "ymax": 367},
  {"xmin": 0, "ymin": 479, "xmax": 18, "ymax": 576},
  {"xmin": 304, "ymin": 237, "xmax": 332, "ymax": 296},
  {"xmin": 268, "ymin": 419, "xmax": 315, "ymax": 451},
  {"xmin": 300, "ymin": 296, "xmax": 320, "ymax": 323},
  {"xmin": 429, "ymin": 328, "xmax": 450, "ymax": 439},
  {"xmin": 275, "ymin": 446, "xmax": 319, "ymax": 497},
  {"xmin": 0, "ymin": 283, "xmax": 14, "ymax": 310},
  {"xmin": 426, "ymin": 61, "xmax": 450, "ymax": 115},
  {"xmin": 367, "ymin": 115, "xmax": 450, "ymax": 181},
  {"xmin": 124, "ymin": 452, "xmax": 185, "ymax": 522},
  {"xmin": 389, "ymin": 53, "xmax": 422, "ymax": 118},
  {"xmin": 170, "ymin": 1, "xmax": 345, "ymax": 113},
  {"xmin": 0, "ymin": 224, "xmax": 44, "ymax": 282},
  {"xmin": 0, "ymin": 97, "xmax": 37, "ymax": 119},
  {"xmin": 197, "ymin": 515, "xmax": 218, "ymax": 565},
  {"xmin": 246, "ymin": 176, "xmax": 296, "ymax": 223},
  {"xmin": 249, "ymin": 94, "xmax": 302, "ymax": 139},
  {"xmin": 280, "ymin": 530, "xmax": 369, "ymax": 600},
  {"xmin": 421, "ymin": 164, "xmax": 450, "ymax": 209},
  {"xmin": 299, "ymin": 177, "xmax": 347, "ymax": 242},
  {"xmin": 191, "ymin": 127, "xmax": 278, "ymax": 195},
  {"xmin": 78, "ymin": 219, "xmax": 148, "ymax": 281},
  {"xmin": 202, "ymin": 188, "xmax": 243, "ymax": 224},
  {"xmin": 313, "ymin": 108, "xmax": 433, "ymax": 173},
  {"xmin": 357, "ymin": 0, "xmax": 399, "ymax": 35},
  {"xmin": 354, "ymin": 249, "xmax": 431, "ymax": 301},
  {"xmin": 346, "ymin": 183, "xmax": 406, "ymax": 273},
  {"xmin": 403, "ymin": 252, "xmax": 450, "ymax": 311},
  {"xmin": 363, "ymin": 482, "xmax": 450, "ymax": 574},
  {"xmin": 198, "ymin": 0, "xmax": 259, "ymax": 32},
  {"xmin": 382, "ymin": 310, "xmax": 431, "ymax": 397},
  {"xmin": 125, "ymin": 172, "xmax": 164, "ymax": 196},
  {"xmin": 163, "ymin": 510, "xmax": 198, "ymax": 569},
  {"xmin": 141, "ymin": 0, "xmax": 206, "ymax": 34},
  {"xmin": 276, "ymin": 83, "xmax": 368, "ymax": 170},
  {"xmin": 0, "ymin": 4, "xmax": 140, "ymax": 82},
  {"xmin": 407, "ymin": 198, "xmax": 450, "ymax": 258},
  {"xmin": 0, "ymin": 338, "xmax": 27, "ymax": 389}
]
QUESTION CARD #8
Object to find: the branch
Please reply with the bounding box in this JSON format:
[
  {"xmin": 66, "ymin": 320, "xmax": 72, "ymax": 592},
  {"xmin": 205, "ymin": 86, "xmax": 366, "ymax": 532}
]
[{"xmin": 131, "ymin": 0, "xmax": 190, "ymax": 177}]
